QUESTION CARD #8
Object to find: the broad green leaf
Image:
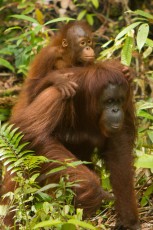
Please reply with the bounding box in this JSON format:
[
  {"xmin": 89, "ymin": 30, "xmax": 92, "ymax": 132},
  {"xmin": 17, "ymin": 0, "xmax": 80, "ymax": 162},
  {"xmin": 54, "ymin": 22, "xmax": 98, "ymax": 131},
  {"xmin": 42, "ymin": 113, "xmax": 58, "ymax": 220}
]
[
  {"xmin": 67, "ymin": 160, "xmax": 83, "ymax": 167},
  {"xmin": 67, "ymin": 160, "xmax": 90, "ymax": 167},
  {"xmin": 143, "ymin": 47, "xmax": 153, "ymax": 58},
  {"xmin": 132, "ymin": 17, "xmax": 148, "ymax": 22},
  {"xmin": 115, "ymin": 22, "xmax": 142, "ymax": 41},
  {"xmin": 134, "ymin": 10, "xmax": 153, "ymax": 20},
  {"xmin": 22, "ymin": 6, "xmax": 35, "ymax": 15},
  {"xmin": 121, "ymin": 35, "xmax": 134, "ymax": 66},
  {"xmin": 101, "ymin": 40, "xmax": 113, "ymax": 48},
  {"xmin": 77, "ymin": 10, "xmax": 87, "ymax": 20},
  {"xmin": 45, "ymin": 17, "xmax": 74, "ymax": 26},
  {"xmin": 43, "ymin": 202, "xmax": 50, "ymax": 214},
  {"xmin": 33, "ymin": 220, "xmax": 62, "ymax": 229},
  {"xmin": 137, "ymin": 110, "xmax": 153, "ymax": 120},
  {"xmin": 0, "ymin": 58, "xmax": 15, "ymax": 72},
  {"xmin": 91, "ymin": 0, "xmax": 99, "ymax": 8},
  {"xmin": 68, "ymin": 219, "xmax": 96, "ymax": 229},
  {"xmin": 144, "ymin": 184, "xmax": 153, "ymax": 196},
  {"xmin": 36, "ymin": 183, "xmax": 58, "ymax": 193},
  {"xmin": 140, "ymin": 196, "xmax": 148, "ymax": 207},
  {"xmin": 135, "ymin": 154, "xmax": 153, "ymax": 169},
  {"xmin": 5, "ymin": 26, "xmax": 22, "ymax": 33},
  {"xmin": 11, "ymin": 14, "xmax": 39, "ymax": 24},
  {"xmin": 146, "ymin": 38, "xmax": 153, "ymax": 47},
  {"xmin": 137, "ymin": 23, "xmax": 149, "ymax": 51},
  {"xmin": 36, "ymin": 191, "xmax": 51, "ymax": 201},
  {"xmin": 86, "ymin": 14, "xmax": 94, "ymax": 25},
  {"xmin": 47, "ymin": 165, "xmax": 67, "ymax": 174}
]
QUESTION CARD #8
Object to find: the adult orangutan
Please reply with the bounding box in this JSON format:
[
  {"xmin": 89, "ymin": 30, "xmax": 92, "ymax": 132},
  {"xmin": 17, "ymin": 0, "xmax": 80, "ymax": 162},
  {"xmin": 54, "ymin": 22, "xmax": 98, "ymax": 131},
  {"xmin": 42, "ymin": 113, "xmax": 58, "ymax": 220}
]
[
  {"xmin": 26, "ymin": 20, "xmax": 132, "ymax": 103},
  {"xmin": 0, "ymin": 60, "xmax": 140, "ymax": 230}
]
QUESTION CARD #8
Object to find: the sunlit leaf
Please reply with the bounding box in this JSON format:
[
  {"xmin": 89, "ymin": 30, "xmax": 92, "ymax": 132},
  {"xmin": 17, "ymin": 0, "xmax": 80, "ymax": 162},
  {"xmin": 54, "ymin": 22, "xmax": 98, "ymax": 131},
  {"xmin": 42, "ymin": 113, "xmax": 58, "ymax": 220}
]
[
  {"xmin": 135, "ymin": 154, "xmax": 153, "ymax": 169},
  {"xmin": 77, "ymin": 10, "xmax": 87, "ymax": 20},
  {"xmin": 22, "ymin": 6, "xmax": 35, "ymax": 15},
  {"xmin": 68, "ymin": 219, "xmax": 96, "ymax": 229},
  {"xmin": 144, "ymin": 184, "xmax": 153, "ymax": 196},
  {"xmin": 0, "ymin": 58, "xmax": 15, "ymax": 72},
  {"xmin": 132, "ymin": 17, "xmax": 148, "ymax": 22},
  {"xmin": 121, "ymin": 35, "xmax": 134, "ymax": 66},
  {"xmin": 45, "ymin": 17, "xmax": 74, "ymax": 26},
  {"xmin": 140, "ymin": 196, "xmax": 148, "ymax": 207},
  {"xmin": 137, "ymin": 23, "xmax": 149, "ymax": 51},
  {"xmin": 101, "ymin": 40, "xmax": 113, "ymax": 48},
  {"xmin": 47, "ymin": 166, "xmax": 67, "ymax": 174},
  {"xmin": 34, "ymin": 220, "xmax": 62, "ymax": 228},
  {"xmin": 91, "ymin": 0, "xmax": 99, "ymax": 9},
  {"xmin": 143, "ymin": 47, "xmax": 153, "ymax": 58},
  {"xmin": 5, "ymin": 26, "xmax": 22, "ymax": 33},
  {"xmin": 115, "ymin": 22, "xmax": 141, "ymax": 41},
  {"xmin": 86, "ymin": 14, "xmax": 94, "ymax": 25},
  {"xmin": 36, "ymin": 184, "xmax": 58, "ymax": 193},
  {"xmin": 137, "ymin": 110, "xmax": 153, "ymax": 120},
  {"xmin": 11, "ymin": 14, "xmax": 39, "ymax": 24},
  {"xmin": 134, "ymin": 10, "xmax": 153, "ymax": 20},
  {"xmin": 146, "ymin": 38, "xmax": 153, "ymax": 47}
]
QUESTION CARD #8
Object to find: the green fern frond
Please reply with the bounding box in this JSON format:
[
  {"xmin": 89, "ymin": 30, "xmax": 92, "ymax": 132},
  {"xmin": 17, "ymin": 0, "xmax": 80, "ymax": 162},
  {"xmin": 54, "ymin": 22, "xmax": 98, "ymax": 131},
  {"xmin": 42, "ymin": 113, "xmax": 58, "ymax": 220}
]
[{"xmin": 0, "ymin": 123, "xmax": 47, "ymax": 175}]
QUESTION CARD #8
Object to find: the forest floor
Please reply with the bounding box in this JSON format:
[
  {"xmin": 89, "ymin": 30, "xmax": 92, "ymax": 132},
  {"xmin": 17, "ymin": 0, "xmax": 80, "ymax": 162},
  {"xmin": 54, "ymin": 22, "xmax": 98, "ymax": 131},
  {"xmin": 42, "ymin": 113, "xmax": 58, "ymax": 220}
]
[{"xmin": 90, "ymin": 205, "xmax": 153, "ymax": 229}]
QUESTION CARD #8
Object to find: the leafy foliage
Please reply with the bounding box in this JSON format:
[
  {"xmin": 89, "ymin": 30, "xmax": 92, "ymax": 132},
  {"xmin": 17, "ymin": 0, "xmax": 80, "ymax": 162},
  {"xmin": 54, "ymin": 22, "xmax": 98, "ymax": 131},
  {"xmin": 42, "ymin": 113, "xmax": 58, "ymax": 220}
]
[
  {"xmin": 76, "ymin": 0, "xmax": 99, "ymax": 25},
  {"xmin": 1, "ymin": 14, "xmax": 73, "ymax": 75},
  {"xmin": 135, "ymin": 101, "xmax": 153, "ymax": 170},
  {"xmin": 99, "ymin": 10, "xmax": 153, "ymax": 65},
  {"xmin": 0, "ymin": 123, "xmax": 100, "ymax": 229}
]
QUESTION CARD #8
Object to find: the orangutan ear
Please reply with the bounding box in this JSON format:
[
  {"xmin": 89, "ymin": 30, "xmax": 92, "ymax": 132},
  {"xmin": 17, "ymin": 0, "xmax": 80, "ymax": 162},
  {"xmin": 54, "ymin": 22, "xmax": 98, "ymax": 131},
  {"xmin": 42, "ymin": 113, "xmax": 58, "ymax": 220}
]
[{"xmin": 62, "ymin": 39, "xmax": 68, "ymax": 48}]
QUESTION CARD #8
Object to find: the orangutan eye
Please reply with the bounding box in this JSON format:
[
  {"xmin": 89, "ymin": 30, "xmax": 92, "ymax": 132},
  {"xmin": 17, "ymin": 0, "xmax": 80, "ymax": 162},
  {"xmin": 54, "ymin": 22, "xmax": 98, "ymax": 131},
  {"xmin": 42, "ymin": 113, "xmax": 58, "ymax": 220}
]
[
  {"xmin": 87, "ymin": 40, "xmax": 92, "ymax": 46},
  {"xmin": 80, "ymin": 41, "xmax": 86, "ymax": 47},
  {"xmin": 107, "ymin": 99, "xmax": 113, "ymax": 104}
]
